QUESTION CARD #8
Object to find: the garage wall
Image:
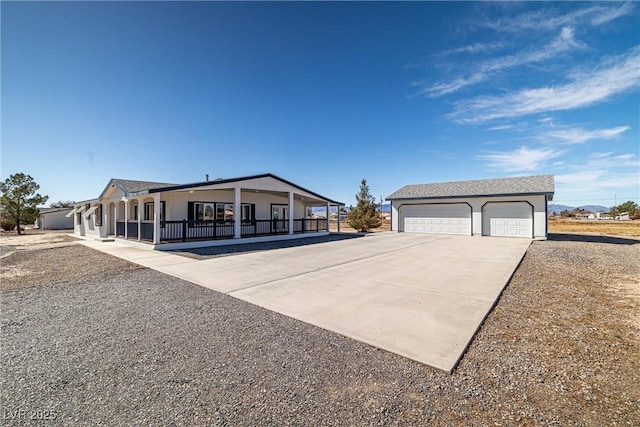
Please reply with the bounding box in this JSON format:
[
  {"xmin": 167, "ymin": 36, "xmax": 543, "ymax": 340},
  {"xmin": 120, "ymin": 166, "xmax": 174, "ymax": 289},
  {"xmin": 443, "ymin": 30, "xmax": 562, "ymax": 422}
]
[
  {"xmin": 391, "ymin": 194, "xmax": 548, "ymax": 238},
  {"xmin": 38, "ymin": 210, "xmax": 74, "ymax": 230}
]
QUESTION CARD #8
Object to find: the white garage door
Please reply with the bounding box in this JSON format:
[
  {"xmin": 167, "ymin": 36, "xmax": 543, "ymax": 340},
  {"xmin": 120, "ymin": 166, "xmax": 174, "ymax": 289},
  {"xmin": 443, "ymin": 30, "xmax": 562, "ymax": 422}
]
[
  {"xmin": 483, "ymin": 202, "xmax": 532, "ymax": 238},
  {"xmin": 401, "ymin": 204, "xmax": 471, "ymax": 235}
]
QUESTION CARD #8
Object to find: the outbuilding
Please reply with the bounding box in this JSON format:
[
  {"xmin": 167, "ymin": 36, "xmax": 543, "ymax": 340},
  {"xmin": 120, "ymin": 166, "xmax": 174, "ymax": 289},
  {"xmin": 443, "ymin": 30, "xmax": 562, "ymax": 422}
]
[
  {"xmin": 36, "ymin": 207, "xmax": 74, "ymax": 230},
  {"xmin": 386, "ymin": 175, "xmax": 555, "ymax": 239}
]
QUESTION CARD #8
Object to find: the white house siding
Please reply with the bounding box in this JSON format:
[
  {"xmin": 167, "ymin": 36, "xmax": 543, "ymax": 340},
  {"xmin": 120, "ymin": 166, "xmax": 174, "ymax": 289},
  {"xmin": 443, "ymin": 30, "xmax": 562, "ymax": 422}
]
[
  {"xmin": 82, "ymin": 204, "xmax": 107, "ymax": 239},
  {"xmin": 160, "ymin": 190, "xmax": 307, "ymax": 221},
  {"xmin": 391, "ymin": 194, "xmax": 548, "ymax": 239},
  {"xmin": 38, "ymin": 209, "xmax": 73, "ymax": 230}
]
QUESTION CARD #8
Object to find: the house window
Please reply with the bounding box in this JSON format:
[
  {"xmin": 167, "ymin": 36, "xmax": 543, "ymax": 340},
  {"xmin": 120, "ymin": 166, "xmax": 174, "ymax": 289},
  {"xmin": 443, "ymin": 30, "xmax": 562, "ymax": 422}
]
[
  {"xmin": 132, "ymin": 204, "xmax": 138, "ymax": 221},
  {"xmin": 216, "ymin": 203, "xmax": 234, "ymax": 221},
  {"xmin": 76, "ymin": 212, "xmax": 82, "ymax": 225},
  {"xmin": 272, "ymin": 205, "xmax": 288, "ymax": 220},
  {"xmin": 144, "ymin": 203, "xmax": 153, "ymax": 221},
  {"xmin": 144, "ymin": 201, "xmax": 165, "ymax": 222},
  {"xmin": 241, "ymin": 204, "xmax": 251, "ymax": 222},
  {"xmin": 195, "ymin": 202, "xmax": 215, "ymax": 221},
  {"xmin": 95, "ymin": 204, "xmax": 102, "ymax": 226}
]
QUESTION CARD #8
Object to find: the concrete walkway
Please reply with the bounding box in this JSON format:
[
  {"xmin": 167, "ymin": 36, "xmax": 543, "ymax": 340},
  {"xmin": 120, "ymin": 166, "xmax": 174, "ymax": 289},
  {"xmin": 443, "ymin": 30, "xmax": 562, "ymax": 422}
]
[{"xmin": 79, "ymin": 233, "xmax": 531, "ymax": 371}]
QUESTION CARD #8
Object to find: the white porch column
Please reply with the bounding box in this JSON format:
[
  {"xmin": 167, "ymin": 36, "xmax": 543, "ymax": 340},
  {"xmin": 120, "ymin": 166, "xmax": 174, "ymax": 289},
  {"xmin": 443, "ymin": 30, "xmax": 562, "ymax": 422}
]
[
  {"xmin": 326, "ymin": 202, "xmax": 330, "ymax": 231},
  {"xmin": 288, "ymin": 191, "xmax": 294, "ymax": 235},
  {"xmin": 338, "ymin": 207, "xmax": 341, "ymax": 232},
  {"xmin": 153, "ymin": 193, "xmax": 161, "ymax": 244},
  {"xmin": 114, "ymin": 201, "xmax": 118, "ymax": 237},
  {"xmin": 123, "ymin": 198, "xmax": 129, "ymax": 239},
  {"xmin": 234, "ymin": 186, "xmax": 241, "ymax": 239},
  {"xmin": 137, "ymin": 198, "xmax": 141, "ymax": 241}
]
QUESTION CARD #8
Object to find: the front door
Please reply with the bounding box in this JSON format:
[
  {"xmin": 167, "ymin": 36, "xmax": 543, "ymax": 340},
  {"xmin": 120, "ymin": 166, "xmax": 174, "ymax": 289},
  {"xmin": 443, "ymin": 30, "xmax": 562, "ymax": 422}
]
[{"xmin": 272, "ymin": 205, "xmax": 288, "ymax": 233}]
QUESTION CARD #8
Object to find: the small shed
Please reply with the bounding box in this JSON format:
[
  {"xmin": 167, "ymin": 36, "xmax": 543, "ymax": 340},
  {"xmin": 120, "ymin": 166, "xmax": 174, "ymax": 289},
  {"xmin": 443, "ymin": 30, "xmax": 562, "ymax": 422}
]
[
  {"xmin": 36, "ymin": 207, "xmax": 74, "ymax": 230},
  {"xmin": 386, "ymin": 175, "xmax": 555, "ymax": 239}
]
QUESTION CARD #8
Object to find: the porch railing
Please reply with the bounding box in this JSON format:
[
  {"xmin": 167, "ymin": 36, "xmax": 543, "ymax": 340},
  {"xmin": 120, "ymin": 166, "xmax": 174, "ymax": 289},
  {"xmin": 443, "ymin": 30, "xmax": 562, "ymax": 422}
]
[
  {"xmin": 127, "ymin": 221, "xmax": 138, "ymax": 239},
  {"xmin": 147, "ymin": 218, "xmax": 329, "ymax": 242},
  {"xmin": 161, "ymin": 220, "xmax": 235, "ymax": 242},
  {"xmin": 293, "ymin": 218, "xmax": 328, "ymax": 233},
  {"xmin": 240, "ymin": 219, "xmax": 290, "ymax": 237},
  {"xmin": 140, "ymin": 221, "xmax": 154, "ymax": 241},
  {"xmin": 116, "ymin": 220, "xmax": 125, "ymax": 237}
]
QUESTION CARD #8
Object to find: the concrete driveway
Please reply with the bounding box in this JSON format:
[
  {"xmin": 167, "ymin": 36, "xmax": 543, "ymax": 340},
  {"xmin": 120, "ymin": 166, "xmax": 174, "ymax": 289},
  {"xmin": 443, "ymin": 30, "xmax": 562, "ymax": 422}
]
[{"xmin": 80, "ymin": 233, "xmax": 530, "ymax": 371}]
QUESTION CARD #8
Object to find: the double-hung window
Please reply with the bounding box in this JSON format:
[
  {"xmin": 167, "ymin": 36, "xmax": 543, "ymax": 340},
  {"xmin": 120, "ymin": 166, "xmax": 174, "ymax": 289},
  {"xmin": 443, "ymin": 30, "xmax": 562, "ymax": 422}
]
[
  {"xmin": 144, "ymin": 201, "xmax": 166, "ymax": 222},
  {"xmin": 95, "ymin": 205, "xmax": 102, "ymax": 226},
  {"xmin": 216, "ymin": 203, "xmax": 234, "ymax": 222}
]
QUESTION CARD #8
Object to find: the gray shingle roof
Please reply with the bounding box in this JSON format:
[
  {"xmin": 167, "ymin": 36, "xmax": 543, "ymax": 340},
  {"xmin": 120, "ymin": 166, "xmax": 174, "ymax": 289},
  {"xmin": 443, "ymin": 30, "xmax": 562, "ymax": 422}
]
[
  {"xmin": 387, "ymin": 175, "xmax": 555, "ymax": 200},
  {"xmin": 111, "ymin": 179, "xmax": 178, "ymax": 195}
]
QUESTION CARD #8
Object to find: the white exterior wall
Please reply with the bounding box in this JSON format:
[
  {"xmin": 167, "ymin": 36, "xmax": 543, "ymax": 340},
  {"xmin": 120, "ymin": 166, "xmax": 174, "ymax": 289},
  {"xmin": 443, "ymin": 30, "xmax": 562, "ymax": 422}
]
[
  {"xmin": 160, "ymin": 190, "xmax": 306, "ymax": 220},
  {"xmin": 38, "ymin": 209, "xmax": 74, "ymax": 230},
  {"xmin": 391, "ymin": 194, "xmax": 548, "ymax": 238},
  {"xmin": 72, "ymin": 203, "xmax": 107, "ymax": 239}
]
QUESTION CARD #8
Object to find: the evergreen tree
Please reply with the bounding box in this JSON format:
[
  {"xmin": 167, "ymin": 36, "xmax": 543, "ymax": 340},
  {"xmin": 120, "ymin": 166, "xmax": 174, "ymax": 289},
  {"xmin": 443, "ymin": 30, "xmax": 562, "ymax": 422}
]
[
  {"xmin": 347, "ymin": 179, "xmax": 381, "ymax": 232},
  {"xmin": 610, "ymin": 200, "xmax": 640, "ymax": 219},
  {"xmin": 50, "ymin": 200, "xmax": 75, "ymax": 208},
  {"xmin": 0, "ymin": 173, "xmax": 49, "ymax": 234}
]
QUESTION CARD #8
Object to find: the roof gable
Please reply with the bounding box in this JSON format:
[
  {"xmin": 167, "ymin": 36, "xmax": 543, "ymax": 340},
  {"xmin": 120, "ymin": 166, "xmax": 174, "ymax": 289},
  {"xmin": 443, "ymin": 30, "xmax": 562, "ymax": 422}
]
[
  {"xmin": 99, "ymin": 178, "xmax": 178, "ymax": 199},
  {"xmin": 387, "ymin": 175, "xmax": 555, "ymax": 200}
]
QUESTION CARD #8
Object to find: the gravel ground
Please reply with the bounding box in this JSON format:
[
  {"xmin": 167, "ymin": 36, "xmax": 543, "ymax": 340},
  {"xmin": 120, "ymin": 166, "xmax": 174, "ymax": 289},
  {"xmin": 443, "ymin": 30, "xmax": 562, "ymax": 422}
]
[{"xmin": 1, "ymin": 236, "xmax": 639, "ymax": 426}]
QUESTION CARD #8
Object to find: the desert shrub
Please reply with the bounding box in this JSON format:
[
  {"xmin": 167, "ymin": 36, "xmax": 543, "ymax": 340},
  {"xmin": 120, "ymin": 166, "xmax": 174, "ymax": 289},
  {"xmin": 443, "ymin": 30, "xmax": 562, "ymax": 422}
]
[{"xmin": 1, "ymin": 220, "xmax": 16, "ymax": 231}]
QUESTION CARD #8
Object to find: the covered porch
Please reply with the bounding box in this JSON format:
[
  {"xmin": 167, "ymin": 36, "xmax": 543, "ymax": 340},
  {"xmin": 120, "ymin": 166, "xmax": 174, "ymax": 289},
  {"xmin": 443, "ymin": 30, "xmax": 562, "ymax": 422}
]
[{"xmin": 102, "ymin": 174, "xmax": 342, "ymax": 248}]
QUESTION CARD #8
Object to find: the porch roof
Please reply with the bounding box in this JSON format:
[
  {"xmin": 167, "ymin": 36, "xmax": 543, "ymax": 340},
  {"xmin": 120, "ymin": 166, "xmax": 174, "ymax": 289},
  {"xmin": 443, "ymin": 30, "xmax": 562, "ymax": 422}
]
[{"xmin": 148, "ymin": 173, "xmax": 343, "ymax": 205}]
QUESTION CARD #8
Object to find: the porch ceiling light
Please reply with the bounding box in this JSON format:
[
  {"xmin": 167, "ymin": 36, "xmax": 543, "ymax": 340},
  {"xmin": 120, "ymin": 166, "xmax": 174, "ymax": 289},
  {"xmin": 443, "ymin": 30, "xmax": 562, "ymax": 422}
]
[{"xmin": 189, "ymin": 190, "xmax": 195, "ymax": 194}]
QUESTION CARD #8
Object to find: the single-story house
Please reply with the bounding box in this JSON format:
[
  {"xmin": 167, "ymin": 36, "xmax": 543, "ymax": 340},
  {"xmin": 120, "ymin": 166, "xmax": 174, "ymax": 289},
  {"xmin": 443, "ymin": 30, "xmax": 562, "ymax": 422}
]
[
  {"xmin": 71, "ymin": 173, "xmax": 343, "ymax": 249},
  {"xmin": 386, "ymin": 175, "xmax": 555, "ymax": 239},
  {"xmin": 36, "ymin": 207, "xmax": 74, "ymax": 230}
]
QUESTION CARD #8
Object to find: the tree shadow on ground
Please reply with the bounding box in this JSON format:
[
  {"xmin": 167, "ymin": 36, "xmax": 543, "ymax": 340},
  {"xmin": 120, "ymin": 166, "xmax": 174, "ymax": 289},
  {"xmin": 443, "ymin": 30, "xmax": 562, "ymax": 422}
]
[
  {"xmin": 172, "ymin": 233, "xmax": 364, "ymax": 258},
  {"xmin": 548, "ymin": 233, "xmax": 640, "ymax": 246}
]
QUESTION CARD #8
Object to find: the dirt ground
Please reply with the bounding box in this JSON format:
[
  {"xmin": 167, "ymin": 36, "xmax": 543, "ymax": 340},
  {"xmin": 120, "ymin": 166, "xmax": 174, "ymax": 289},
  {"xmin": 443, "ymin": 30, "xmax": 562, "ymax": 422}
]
[
  {"xmin": 1, "ymin": 233, "xmax": 638, "ymax": 425},
  {"xmin": 329, "ymin": 218, "xmax": 391, "ymax": 233},
  {"xmin": 0, "ymin": 229, "xmax": 79, "ymax": 247},
  {"xmin": 548, "ymin": 218, "xmax": 640, "ymax": 237}
]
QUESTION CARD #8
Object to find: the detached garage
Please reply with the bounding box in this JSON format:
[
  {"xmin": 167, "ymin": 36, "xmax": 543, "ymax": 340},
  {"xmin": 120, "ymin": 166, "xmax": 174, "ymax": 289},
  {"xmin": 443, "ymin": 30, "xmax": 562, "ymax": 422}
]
[{"xmin": 387, "ymin": 175, "xmax": 554, "ymax": 239}]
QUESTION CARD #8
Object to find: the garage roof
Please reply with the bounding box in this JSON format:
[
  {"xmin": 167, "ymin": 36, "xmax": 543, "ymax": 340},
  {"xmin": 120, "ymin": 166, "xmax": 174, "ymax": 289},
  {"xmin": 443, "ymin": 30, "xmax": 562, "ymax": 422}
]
[{"xmin": 387, "ymin": 175, "xmax": 555, "ymax": 200}]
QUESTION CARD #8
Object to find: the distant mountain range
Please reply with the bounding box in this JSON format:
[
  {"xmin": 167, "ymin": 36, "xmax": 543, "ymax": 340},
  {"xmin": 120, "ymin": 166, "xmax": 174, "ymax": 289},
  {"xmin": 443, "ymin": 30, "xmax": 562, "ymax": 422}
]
[{"xmin": 548, "ymin": 204, "xmax": 609, "ymax": 214}]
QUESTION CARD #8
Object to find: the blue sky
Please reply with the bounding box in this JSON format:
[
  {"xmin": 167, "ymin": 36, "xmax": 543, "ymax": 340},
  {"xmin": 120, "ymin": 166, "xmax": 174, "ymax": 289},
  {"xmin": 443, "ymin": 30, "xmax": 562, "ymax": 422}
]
[{"xmin": 2, "ymin": 1, "xmax": 638, "ymax": 207}]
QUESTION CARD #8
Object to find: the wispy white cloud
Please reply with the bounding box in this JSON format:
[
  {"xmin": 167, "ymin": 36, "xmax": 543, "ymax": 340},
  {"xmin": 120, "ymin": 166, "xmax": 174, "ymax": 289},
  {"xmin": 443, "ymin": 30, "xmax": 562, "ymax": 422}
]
[
  {"xmin": 555, "ymin": 170, "xmax": 640, "ymax": 196},
  {"xmin": 554, "ymin": 152, "xmax": 639, "ymax": 203},
  {"xmin": 448, "ymin": 45, "xmax": 640, "ymax": 123},
  {"xmin": 481, "ymin": 2, "xmax": 634, "ymax": 33},
  {"xmin": 420, "ymin": 27, "xmax": 584, "ymax": 97},
  {"xmin": 487, "ymin": 124, "xmax": 514, "ymax": 131},
  {"xmin": 555, "ymin": 170, "xmax": 606, "ymax": 184},
  {"xmin": 587, "ymin": 152, "xmax": 639, "ymax": 168},
  {"xmin": 417, "ymin": 73, "xmax": 486, "ymax": 97},
  {"xmin": 478, "ymin": 146, "xmax": 564, "ymax": 172},
  {"xmin": 590, "ymin": 2, "xmax": 635, "ymax": 26},
  {"xmin": 544, "ymin": 125, "xmax": 630, "ymax": 144}
]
